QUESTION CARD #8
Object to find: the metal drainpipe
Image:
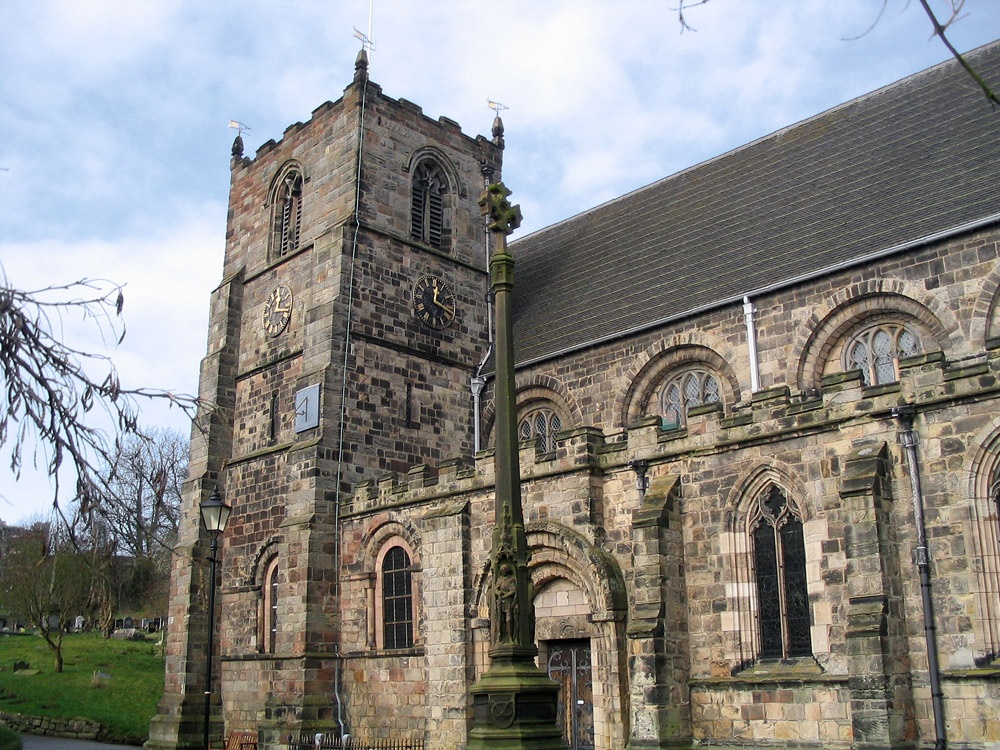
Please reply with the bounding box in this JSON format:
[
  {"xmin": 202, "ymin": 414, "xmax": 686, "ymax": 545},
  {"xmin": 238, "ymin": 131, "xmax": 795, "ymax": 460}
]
[
  {"xmin": 892, "ymin": 404, "xmax": 946, "ymax": 750},
  {"xmin": 471, "ymin": 373, "xmax": 487, "ymax": 453},
  {"xmin": 743, "ymin": 296, "xmax": 761, "ymax": 393}
]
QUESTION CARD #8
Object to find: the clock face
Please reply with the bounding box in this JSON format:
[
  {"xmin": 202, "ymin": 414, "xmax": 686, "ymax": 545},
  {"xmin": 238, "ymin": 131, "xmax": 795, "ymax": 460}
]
[
  {"xmin": 412, "ymin": 275, "xmax": 457, "ymax": 330},
  {"xmin": 262, "ymin": 285, "xmax": 293, "ymax": 337}
]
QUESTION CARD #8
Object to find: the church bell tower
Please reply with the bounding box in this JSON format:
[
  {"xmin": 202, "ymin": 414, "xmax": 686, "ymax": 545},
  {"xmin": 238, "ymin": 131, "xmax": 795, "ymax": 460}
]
[{"xmin": 148, "ymin": 50, "xmax": 503, "ymax": 750}]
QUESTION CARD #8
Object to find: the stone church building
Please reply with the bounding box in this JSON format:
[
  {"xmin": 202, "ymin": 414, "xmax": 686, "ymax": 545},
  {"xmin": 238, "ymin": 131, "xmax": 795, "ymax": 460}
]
[{"xmin": 149, "ymin": 42, "xmax": 1000, "ymax": 750}]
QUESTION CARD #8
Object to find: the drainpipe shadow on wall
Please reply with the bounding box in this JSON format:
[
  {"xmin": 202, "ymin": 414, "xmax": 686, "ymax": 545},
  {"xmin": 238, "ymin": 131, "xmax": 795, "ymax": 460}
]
[{"xmin": 892, "ymin": 404, "xmax": 947, "ymax": 750}]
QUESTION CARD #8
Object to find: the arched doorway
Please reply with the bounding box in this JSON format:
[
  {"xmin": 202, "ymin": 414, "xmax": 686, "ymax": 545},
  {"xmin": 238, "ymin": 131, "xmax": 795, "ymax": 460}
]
[{"xmin": 535, "ymin": 578, "xmax": 595, "ymax": 750}]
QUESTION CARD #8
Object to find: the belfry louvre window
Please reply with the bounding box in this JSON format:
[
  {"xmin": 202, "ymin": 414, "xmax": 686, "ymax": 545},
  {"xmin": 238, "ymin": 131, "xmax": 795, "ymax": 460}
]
[
  {"xmin": 659, "ymin": 369, "xmax": 721, "ymax": 429},
  {"xmin": 410, "ymin": 161, "xmax": 447, "ymax": 249},
  {"xmin": 845, "ymin": 322, "xmax": 921, "ymax": 387},
  {"xmin": 519, "ymin": 407, "xmax": 563, "ymax": 453},
  {"xmin": 272, "ymin": 171, "xmax": 303, "ymax": 257},
  {"xmin": 382, "ymin": 546, "xmax": 414, "ymax": 650}
]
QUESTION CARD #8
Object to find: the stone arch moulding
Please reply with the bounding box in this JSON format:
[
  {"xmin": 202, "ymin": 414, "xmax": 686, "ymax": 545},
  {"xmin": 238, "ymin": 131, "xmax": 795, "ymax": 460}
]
[
  {"xmin": 402, "ymin": 146, "xmax": 465, "ymax": 198},
  {"xmin": 976, "ymin": 261, "xmax": 1000, "ymax": 346},
  {"xmin": 264, "ymin": 159, "xmax": 308, "ymax": 208},
  {"xmin": 480, "ymin": 374, "xmax": 580, "ymax": 450},
  {"xmin": 362, "ymin": 514, "xmax": 423, "ymax": 569},
  {"xmin": 620, "ymin": 341, "xmax": 740, "ymax": 428},
  {"xmin": 724, "ymin": 462, "xmax": 812, "ymax": 531},
  {"xmin": 794, "ymin": 286, "xmax": 956, "ymax": 392},
  {"xmin": 473, "ymin": 521, "xmax": 627, "ymax": 622},
  {"xmin": 963, "ymin": 417, "xmax": 1000, "ymax": 664},
  {"xmin": 247, "ymin": 535, "xmax": 282, "ymax": 587}
]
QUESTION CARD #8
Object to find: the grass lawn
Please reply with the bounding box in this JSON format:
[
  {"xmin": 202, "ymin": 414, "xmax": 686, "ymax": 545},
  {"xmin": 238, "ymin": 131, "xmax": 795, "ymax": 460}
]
[{"xmin": 0, "ymin": 631, "xmax": 164, "ymax": 745}]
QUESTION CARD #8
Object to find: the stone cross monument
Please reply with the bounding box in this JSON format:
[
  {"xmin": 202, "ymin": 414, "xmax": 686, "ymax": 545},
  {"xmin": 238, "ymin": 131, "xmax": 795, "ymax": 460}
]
[{"xmin": 468, "ymin": 183, "xmax": 565, "ymax": 750}]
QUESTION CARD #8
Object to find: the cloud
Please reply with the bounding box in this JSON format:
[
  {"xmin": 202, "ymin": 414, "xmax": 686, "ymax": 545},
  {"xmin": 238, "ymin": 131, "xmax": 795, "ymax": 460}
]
[{"xmin": 2, "ymin": 0, "xmax": 998, "ymax": 524}]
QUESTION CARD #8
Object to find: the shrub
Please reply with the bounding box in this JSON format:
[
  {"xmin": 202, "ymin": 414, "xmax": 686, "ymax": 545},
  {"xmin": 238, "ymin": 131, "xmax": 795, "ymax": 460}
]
[{"xmin": 0, "ymin": 725, "xmax": 22, "ymax": 750}]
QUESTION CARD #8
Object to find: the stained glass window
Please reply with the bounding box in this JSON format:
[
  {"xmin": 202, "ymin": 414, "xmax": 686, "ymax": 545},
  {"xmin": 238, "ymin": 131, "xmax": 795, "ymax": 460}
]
[
  {"xmin": 658, "ymin": 369, "xmax": 721, "ymax": 429},
  {"xmin": 845, "ymin": 323, "xmax": 921, "ymax": 386},
  {"xmin": 518, "ymin": 407, "xmax": 563, "ymax": 453},
  {"xmin": 750, "ymin": 486, "xmax": 812, "ymax": 659}
]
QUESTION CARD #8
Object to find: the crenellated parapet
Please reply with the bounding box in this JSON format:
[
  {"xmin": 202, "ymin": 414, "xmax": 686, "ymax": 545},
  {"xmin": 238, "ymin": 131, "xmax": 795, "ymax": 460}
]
[{"xmin": 346, "ymin": 346, "xmax": 1000, "ymax": 516}]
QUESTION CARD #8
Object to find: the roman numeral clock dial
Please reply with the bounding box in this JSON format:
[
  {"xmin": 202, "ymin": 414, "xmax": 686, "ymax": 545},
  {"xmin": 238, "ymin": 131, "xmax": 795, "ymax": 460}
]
[
  {"xmin": 262, "ymin": 284, "xmax": 293, "ymax": 337},
  {"xmin": 412, "ymin": 274, "xmax": 457, "ymax": 330}
]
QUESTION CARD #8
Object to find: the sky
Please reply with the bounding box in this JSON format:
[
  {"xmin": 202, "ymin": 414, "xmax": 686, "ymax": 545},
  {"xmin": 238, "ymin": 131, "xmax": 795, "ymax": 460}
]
[{"xmin": 1, "ymin": 0, "xmax": 999, "ymax": 525}]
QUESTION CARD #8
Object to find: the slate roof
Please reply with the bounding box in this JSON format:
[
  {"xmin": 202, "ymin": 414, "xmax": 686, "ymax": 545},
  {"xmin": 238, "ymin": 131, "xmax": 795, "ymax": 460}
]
[{"xmin": 510, "ymin": 41, "xmax": 1000, "ymax": 367}]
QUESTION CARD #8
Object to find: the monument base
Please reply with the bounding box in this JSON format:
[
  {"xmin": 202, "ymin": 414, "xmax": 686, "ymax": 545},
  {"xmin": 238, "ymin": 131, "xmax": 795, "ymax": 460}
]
[{"xmin": 468, "ymin": 654, "xmax": 565, "ymax": 750}]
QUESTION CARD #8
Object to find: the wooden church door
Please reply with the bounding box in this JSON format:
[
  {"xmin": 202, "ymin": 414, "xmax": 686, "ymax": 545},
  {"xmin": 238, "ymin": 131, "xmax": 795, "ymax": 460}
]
[{"xmin": 546, "ymin": 639, "xmax": 594, "ymax": 750}]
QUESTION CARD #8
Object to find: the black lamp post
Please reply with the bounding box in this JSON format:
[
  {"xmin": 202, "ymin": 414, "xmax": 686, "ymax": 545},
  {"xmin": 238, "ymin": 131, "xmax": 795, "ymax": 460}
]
[{"xmin": 200, "ymin": 486, "xmax": 232, "ymax": 750}]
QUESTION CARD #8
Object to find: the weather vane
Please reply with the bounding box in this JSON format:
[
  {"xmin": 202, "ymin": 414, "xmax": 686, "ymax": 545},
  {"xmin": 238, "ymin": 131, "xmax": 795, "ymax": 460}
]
[
  {"xmin": 227, "ymin": 120, "xmax": 252, "ymax": 137},
  {"xmin": 488, "ymin": 99, "xmax": 509, "ymax": 116},
  {"xmin": 353, "ymin": 0, "xmax": 376, "ymax": 55}
]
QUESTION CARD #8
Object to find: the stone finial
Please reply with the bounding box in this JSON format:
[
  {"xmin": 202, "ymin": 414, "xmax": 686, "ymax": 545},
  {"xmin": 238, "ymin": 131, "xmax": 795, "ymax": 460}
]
[
  {"xmin": 354, "ymin": 48, "xmax": 369, "ymax": 83},
  {"xmin": 492, "ymin": 114, "xmax": 505, "ymax": 149},
  {"xmin": 231, "ymin": 133, "xmax": 244, "ymax": 158}
]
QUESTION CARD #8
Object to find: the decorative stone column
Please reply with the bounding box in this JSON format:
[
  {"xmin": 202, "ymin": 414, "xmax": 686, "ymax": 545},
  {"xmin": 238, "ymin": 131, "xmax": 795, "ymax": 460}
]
[{"xmin": 467, "ymin": 183, "xmax": 564, "ymax": 750}]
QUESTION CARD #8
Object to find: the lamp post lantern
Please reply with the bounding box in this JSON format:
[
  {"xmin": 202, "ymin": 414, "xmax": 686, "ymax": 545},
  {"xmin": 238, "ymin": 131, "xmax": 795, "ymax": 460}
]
[{"xmin": 200, "ymin": 486, "xmax": 231, "ymax": 750}]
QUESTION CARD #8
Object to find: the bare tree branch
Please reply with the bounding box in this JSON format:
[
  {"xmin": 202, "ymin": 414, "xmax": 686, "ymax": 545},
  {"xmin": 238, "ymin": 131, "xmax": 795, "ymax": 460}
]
[
  {"xmin": 672, "ymin": 0, "xmax": 710, "ymax": 33},
  {"xmin": 0, "ymin": 267, "xmax": 200, "ymax": 518},
  {"xmin": 917, "ymin": 0, "xmax": 999, "ymax": 107}
]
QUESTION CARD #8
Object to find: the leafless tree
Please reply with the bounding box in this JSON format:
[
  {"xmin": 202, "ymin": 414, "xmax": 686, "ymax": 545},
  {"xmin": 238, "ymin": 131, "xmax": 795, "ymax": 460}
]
[
  {"xmin": 0, "ymin": 269, "xmax": 198, "ymax": 524},
  {"xmin": 672, "ymin": 0, "xmax": 999, "ymax": 106},
  {"xmin": 95, "ymin": 427, "xmax": 187, "ymax": 560}
]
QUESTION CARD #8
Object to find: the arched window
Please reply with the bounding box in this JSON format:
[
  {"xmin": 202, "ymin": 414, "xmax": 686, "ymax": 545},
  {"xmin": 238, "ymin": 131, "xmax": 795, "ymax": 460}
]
[
  {"xmin": 519, "ymin": 407, "xmax": 563, "ymax": 453},
  {"xmin": 659, "ymin": 368, "xmax": 721, "ymax": 429},
  {"xmin": 974, "ymin": 466, "xmax": 1000, "ymax": 663},
  {"xmin": 747, "ymin": 486, "xmax": 812, "ymax": 660},
  {"xmin": 260, "ymin": 557, "xmax": 280, "ymax": 653},
  {"xmin": 382, "ymin": 546, "xmax": 414, "ymax": 650},
  {"xmin": 844, "ymin": 322, "xmax": 921, "ymax": 387},
  {"xmin": 271, "ymin": 170, "xmax": 303, "ymax": 257},
  {"xmin": 410, "ymin": 161, "xmax": 447, "ymax": 249}
]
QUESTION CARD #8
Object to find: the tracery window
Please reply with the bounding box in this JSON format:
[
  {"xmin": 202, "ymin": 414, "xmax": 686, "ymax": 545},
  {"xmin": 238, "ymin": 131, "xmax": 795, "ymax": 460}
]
[
  {"xmin": 519, "ymin": 407, "xmax": 563, "ymax": 453},
  {"xmin": 747, "ymin": 486, "xmax": 812, "ymax": 660},
  {"xmin": 844, "ymin": 322, "xmax": 921, "ymax": 387},
  {"xmin": 272, "ymin": 170, "xmax": 303, "ymax": 257},
  {"xmin": 410, "ymin": 161, "xmax": 447, "ymax": 249},
  {"xmin": 659, "ymin": 369, "xmax": 721, "ymax": 429},
  {"xmin": 382, "ymin": 546, "xmax": 414, "ymax": 650},
  {"xmin": 974, "ymin": 468, "xmax": 1000, "ymax": 663},
  {"xmin": 260, "ymin": 557, "xmax": 280, "ymax": 653}
]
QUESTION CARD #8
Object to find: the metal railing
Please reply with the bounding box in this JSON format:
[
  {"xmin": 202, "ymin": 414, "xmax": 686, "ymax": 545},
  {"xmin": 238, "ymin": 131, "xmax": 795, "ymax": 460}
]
[{"xmin": 289, "ymin": 733, "xmax": 423, "ymax": 750}]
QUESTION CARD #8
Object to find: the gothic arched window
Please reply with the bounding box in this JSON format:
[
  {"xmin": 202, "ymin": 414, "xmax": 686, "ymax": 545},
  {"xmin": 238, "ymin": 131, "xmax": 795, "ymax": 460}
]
[
  {"xmin": 260, "ymin": 557, "xmax": 280, "ymax": 653},
  {"xmin": 382, "ymin": 546, "xmax": 414, "ymax": 650},
  {"xmin": 519, "ymin": 407, "xmax": 563, "ymax": 453},
  {"xmin": 659, "ymin": 368, "xmax": 721, "ymax": 429},
  {"xmin": 975, "ymin": 467, "xmax": 1000, "ymax": 662},
  {"xmin": 271, "ymin": 170, "xmax": 303, "ymax": 258},
  {"xmin": 748, "ymin": 486, "xmax": 812, "ymax": 659},
  {"xmin": 410, "ymin": 161, "xmax": 447, "ymax": 249},
  {"xmin": 844, "ymin": 322, "xmax": 921, "ymax": 387}
]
